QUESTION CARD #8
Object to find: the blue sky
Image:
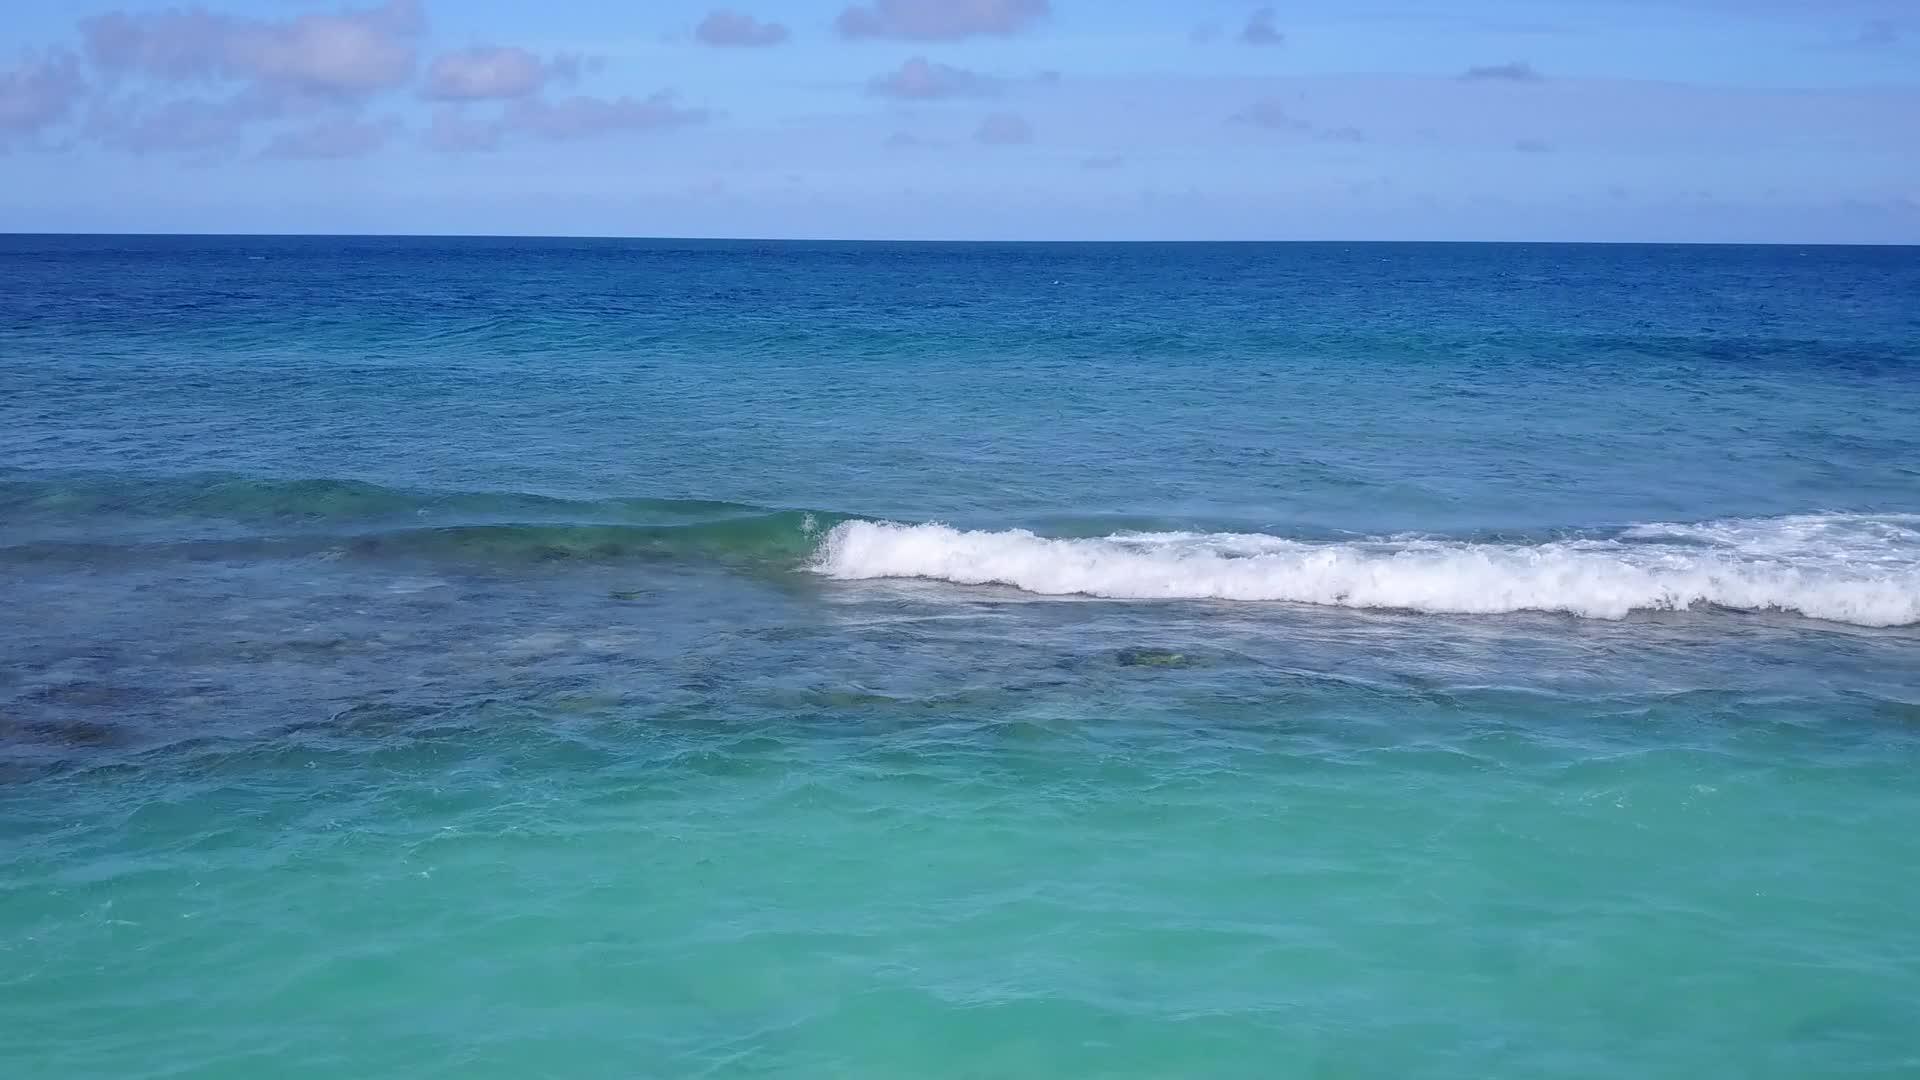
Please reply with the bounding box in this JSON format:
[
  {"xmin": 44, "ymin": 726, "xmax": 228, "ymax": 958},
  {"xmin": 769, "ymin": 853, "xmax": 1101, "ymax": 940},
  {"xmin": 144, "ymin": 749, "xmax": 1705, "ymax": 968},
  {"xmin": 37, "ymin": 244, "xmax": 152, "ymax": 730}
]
[{"xmin": 1, "ymin": 0, "xmax": 1915, "ymax": 240}]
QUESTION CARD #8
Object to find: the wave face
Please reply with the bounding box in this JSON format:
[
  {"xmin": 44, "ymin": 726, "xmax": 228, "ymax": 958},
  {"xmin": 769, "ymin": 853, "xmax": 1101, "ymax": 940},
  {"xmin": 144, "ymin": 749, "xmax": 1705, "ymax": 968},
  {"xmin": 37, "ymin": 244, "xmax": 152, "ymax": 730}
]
[
  {"xmin": 811, "ymin": 515, "xmax": 1920, "ymax": 627},
  {"xmin": 0, "ymin": 473, "xmax": 850, "ymax": 568},
  {"xmin": 10, "ymin": 473, "xmax": 1919, "ymax": 626},
  {"xmin": 0, "ymin": 473, "xmax": 764, "ymax": 527}
]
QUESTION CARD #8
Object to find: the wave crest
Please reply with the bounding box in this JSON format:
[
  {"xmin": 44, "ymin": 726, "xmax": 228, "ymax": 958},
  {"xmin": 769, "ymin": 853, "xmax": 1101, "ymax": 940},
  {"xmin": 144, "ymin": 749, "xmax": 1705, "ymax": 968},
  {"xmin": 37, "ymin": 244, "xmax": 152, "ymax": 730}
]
[{"xmin": 810, "ymin": 515, "xmax": 1920, "ymax": 627}]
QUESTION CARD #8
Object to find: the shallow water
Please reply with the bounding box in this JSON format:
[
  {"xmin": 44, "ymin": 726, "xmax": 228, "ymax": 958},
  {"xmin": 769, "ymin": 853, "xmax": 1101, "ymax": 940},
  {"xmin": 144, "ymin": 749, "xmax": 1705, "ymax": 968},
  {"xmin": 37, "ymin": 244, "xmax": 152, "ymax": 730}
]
[{"xmin": 3, "ymin": 237, "xmax": 1918, "ymax": 1077}]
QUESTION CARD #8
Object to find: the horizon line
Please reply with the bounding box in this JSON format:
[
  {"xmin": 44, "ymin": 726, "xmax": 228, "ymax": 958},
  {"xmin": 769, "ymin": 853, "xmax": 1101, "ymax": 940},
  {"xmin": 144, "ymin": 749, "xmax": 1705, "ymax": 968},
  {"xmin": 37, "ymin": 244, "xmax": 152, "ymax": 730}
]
[{"xmin": 3, "ymin": 232, "xmax": 1916, "ymax": 248}]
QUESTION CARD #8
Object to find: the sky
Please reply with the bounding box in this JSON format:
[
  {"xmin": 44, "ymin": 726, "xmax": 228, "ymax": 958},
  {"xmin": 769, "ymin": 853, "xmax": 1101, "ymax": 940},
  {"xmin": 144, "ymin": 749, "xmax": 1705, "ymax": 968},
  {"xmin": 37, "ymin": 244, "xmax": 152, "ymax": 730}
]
[{"xmin": 1, "ymin": 0, "xmax": 1915, "ymax": 241}]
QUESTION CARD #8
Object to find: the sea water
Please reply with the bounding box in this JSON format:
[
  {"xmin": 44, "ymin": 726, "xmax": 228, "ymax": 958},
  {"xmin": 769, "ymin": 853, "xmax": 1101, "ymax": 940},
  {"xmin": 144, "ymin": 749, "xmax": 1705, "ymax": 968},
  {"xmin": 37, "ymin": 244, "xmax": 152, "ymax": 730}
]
[{"xmin": 2, "ymin": 236, "xmax": 1918, "ymax": 1078}]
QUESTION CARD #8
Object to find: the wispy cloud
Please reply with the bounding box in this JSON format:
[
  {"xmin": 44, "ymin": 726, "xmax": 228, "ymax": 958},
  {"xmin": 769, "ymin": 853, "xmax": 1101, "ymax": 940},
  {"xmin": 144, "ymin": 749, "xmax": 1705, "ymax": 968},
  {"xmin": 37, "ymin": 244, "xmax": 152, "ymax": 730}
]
[
  {"xmin": 1240, "ymin": 7, "xmax": 1284, "ymax": 46},
  {"xmin": 1461, "ymin": 62, "xmax": 1544, "ymax": 82},
  {"xmin": 424, "ymin": 105, "xmax": 499, "ymax": 152},
  {"xmin": 696, "ymin": 10, "xmax": 791, "ymax": 48},
  {"xmin": 838, "ymin": 0, "xmax": 1049, "ymax": 41},
  {"xmin": 421, "ymin": 47, "xmax": 579, "ymax": 102},
  {"xmin": 1850, "ymin": 19, "xmax": 1900, "ymax": 47},
  {"xmin": 1233, "ymin": 100, "xmax": 1367, "ymax": 144},
  {"xmin": 428, "ymin": 92, "xmax": 709, "ymax": 152},
  {"xmin": 89, "ymin": 93, "xmax": 275, "ymax": 157},
  {"xmin": 868, "ymin": 57, "xmax": 1000, "ymax": 99},
  {"xmin": 974, "ymin": 111, "xmax": 1032, "ymax": 144},
  {"xmin": 263, "ymin": 114, "xmax": 395, "ymax": 158},
  {"xmin": 504, "ymin": 93, "xmax": 706, "ymax": 141},
  {"xmin": 0, "ymin": 51, "xmax": 86, "ymax": 142},
  {"xmin": 1230, "ymin": 99, "xmax": 1307, "ymax": 131}
]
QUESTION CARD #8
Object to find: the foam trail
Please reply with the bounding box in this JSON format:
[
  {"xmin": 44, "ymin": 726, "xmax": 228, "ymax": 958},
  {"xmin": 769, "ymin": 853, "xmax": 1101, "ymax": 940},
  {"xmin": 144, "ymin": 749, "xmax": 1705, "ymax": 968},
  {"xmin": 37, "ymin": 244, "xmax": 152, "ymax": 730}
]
[{"xmin": 811, "ymin": 515, "xmax": 1920, "ymax": 627}]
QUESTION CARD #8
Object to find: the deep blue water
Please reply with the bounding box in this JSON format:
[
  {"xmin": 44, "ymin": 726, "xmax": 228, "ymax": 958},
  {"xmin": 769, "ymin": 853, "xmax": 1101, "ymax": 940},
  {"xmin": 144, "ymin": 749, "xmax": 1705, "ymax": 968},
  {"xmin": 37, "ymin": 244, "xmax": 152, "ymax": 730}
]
[{"xmin": 2, "ymin": 236, "xmax": 1918, "ymax": 1078}]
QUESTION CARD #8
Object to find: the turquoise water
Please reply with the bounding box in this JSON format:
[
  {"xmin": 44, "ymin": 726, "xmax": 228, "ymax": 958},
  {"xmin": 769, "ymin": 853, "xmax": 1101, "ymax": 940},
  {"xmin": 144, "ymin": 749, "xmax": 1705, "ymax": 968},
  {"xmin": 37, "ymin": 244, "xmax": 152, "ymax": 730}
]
[{"xmin": 3, "ymin": 236, "xmax": 1919, "ymax": 1077}]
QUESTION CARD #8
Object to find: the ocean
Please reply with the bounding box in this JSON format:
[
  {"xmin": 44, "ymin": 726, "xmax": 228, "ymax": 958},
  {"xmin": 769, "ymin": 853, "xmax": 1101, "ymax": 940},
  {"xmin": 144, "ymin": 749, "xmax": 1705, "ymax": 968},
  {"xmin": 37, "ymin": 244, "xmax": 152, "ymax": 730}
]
[{"xmin": 3, "ymin": 235, "xmax": 1918, "ymax": 1078}]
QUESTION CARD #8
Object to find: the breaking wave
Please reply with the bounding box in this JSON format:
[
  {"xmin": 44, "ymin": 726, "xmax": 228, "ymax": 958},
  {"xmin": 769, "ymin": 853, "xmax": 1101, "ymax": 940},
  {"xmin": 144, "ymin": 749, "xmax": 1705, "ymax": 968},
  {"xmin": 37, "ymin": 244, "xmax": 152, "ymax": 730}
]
[
  {"xmin": 810, "ymin": 515, "xmax": 1920, "ymax": 627},
  {"xmin": 9, "ymin": 472, "xmax": 1917, "ymax": 626}
]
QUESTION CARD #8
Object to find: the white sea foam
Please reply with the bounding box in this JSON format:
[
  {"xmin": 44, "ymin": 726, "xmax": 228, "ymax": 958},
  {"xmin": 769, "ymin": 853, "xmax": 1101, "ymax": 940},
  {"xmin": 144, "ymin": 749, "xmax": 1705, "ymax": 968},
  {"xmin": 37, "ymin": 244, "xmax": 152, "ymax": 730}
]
[{"xmin": 810, "ymin": 515, "xmax": 1920, "ymax": 627}]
